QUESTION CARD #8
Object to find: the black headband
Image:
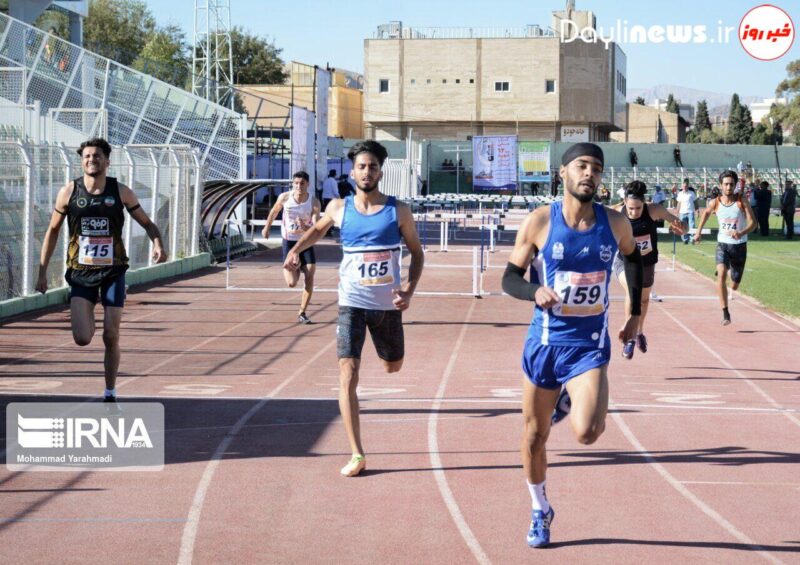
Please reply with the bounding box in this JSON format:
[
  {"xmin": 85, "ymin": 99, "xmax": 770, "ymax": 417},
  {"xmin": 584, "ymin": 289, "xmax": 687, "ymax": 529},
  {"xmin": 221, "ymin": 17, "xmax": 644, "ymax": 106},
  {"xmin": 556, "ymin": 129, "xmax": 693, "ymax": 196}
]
[{"xmin": 561, "ymin": 142, "xmax": 604, "ymax": 168}]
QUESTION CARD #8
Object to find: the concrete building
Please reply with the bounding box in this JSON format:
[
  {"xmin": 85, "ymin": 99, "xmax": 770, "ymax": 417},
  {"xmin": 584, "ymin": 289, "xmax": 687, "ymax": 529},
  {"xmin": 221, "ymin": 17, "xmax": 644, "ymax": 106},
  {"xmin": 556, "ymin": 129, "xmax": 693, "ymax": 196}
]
[
  {"xmin": 363, "ymin": 2, "xmax": 626, "ymax": 142},
  {"xmin": 610, "ymin": 103, "xmax": 688, "ymax": 143},
  {"xmin": 237, "ymin": 62, "xmax": 364, "ymax": 139},
  {"xmin": 650, "ymin": 98, "xmax": 694, "ymax": 123},
  {"xmin": 750, "ymin": 97, "xmax": 787, "ymax": 125}
]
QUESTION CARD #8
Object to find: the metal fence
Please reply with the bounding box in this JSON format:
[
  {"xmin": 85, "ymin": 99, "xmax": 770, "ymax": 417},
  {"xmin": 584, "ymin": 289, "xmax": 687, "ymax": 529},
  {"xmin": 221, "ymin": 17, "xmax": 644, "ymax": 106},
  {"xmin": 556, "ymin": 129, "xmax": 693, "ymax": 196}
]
[
  {"xmin": 0, "ymin": 142, "xmax": 203, "ymax": 301},
  {"xmin": 0, "ymin": 12, "xmax": 246, "ymax": 180}
]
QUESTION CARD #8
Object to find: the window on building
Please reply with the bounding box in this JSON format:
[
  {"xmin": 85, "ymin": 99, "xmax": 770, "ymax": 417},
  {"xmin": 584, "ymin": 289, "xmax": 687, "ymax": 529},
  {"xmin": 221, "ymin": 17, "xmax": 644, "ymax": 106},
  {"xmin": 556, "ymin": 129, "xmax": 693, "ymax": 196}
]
[
  {"xmin": 455, "ymin": 79, "xmax": 461, "ymax": 84},
  {"xmin": 469, "ymin": 78, "xmax": 475, "ymax": 84},
  {"xmin": 426, "ymin": 78, "xmax": 431, "ymax": 84},
  {"xmin": 410, "ymin": 78, "xmax": 416, "ymax": 85},
  {"xmin": 442, "ymin": 79, "xmax": 447, "ymax": 84},
  {"xmin": 494, "ymin": 81, "xmax": 510, "ymax": 92},
  {"xmin": 546, "ymin": 79, "xmax": 556, "ymax": 93},
  {"xmin": 379, "ymin": 79, "xmax": 390, "ymax": 93}
]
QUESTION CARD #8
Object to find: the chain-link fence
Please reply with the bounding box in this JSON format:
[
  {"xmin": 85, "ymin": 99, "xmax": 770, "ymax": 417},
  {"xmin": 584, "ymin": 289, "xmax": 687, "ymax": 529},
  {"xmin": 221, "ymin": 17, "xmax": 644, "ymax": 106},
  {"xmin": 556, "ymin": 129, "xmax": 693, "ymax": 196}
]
[
  {"xmin": 0, "ymin": 12, "xmax": 246, "ymax": 180},
  {"xmin": 0, "ymin": 142, "xmax": 203, "ymax": 301}
]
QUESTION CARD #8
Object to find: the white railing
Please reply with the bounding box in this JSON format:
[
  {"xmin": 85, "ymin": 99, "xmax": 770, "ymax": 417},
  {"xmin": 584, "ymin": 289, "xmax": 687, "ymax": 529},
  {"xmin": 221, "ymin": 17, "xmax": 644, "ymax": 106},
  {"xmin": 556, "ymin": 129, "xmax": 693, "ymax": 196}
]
[
  {"xmin": 0, "ymin": 142, "xmax": 203, "ymax": 302},
  {"xmin": 0, "ymin": 12, "xmax": 246, "ymax": 180}
]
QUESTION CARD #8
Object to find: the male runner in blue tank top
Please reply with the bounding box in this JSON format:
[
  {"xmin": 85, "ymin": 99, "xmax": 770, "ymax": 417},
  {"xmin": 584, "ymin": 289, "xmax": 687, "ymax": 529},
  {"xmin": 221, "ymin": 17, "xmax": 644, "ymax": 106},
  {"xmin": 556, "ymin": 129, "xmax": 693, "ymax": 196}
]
[
  {"xmin": 502, "ymin": 142, "xmax": 643, "ymax": 548},
  {"xmin": 284, "ymin": 140, "xmax": 424, "ymax": 477}
]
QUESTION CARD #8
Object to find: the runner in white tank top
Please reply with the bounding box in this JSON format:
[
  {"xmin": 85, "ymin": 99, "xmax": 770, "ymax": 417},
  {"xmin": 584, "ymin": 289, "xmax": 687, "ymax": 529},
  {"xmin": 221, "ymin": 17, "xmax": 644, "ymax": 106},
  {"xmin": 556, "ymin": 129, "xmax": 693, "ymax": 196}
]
[
  {"xmin": 694, "ymin": 169, "xmax": 756, "ymax": 325},
  {"xmin": 281, "ymin": 141, "xmax": 425, "ymax": 477},
  {"xmin": 262, "ymin": 171, "xmax": 321, "ymax": 323}
]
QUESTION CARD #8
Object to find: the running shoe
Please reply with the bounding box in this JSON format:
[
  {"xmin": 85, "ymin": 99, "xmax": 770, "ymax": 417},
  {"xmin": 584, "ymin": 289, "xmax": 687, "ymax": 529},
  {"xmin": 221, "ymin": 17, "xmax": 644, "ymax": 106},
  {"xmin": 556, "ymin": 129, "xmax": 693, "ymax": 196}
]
[
  {"xmin": 649, "ymin": 291, "xmax": 663, "ymax": 303},
  {"xmin": 527, "ymin": 507, "xmax": 555, "ymax": 548},
  {"xmin": 340, "ymin": 455, "xmax": 366, "ymax": 477},
  {"xmin": 722, "ymin": 310, "xmax": 731, "ymax": 326},
  {"xmin": 551, "ymin": 387, "xmax": 571, "ymax": 425},
  {"xmin": 622, "ymin": 339, "xmax": 636, "ymax": 359},
  {"xmin": 298, "ymin": 312, "xmax": 312, "ymax": 325},
  {"xmin": 103, "ymin": 394, "xmax": 122, "ymax": 414},
  {"xmin": 637, "ymin": 333, "xmax": 648, "ymax": 353}
]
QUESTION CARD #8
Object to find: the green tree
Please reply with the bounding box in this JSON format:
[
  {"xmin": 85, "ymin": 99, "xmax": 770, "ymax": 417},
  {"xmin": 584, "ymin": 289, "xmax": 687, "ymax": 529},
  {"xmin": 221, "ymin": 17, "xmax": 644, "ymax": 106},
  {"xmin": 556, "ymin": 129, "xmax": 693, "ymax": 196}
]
[
  {"xmin": 694, "ymin": 100, "xmax": 712, "ymax": 132},
  {"xmin": 132, "ymin": 25, "xmax": 189, "ymax": 87},
  {"xmin": 699, "ymin": 129, "xmax": 724, "ymax": 144},
  {"xmin": 84, "ymin": 0, "xmax": 157, "ymax": 66},
  {"xmin": 634, "ymin": 96, "xmax": 646, "ymax": 105},
  {"xmin": 750, "ymin": 123, "xmax": 770, "ymax": 145},
  {"xmin": 773, "ymin": 59, "xmax": 800, "ymax": 144},
  {"xmin": 726, "ymin": 93, "xmax": 744, "ymax": 143},
  {"xmin": 34, "ymin": 8, "xmax": 69, "ymax": 38},
  {"xmin": 665, "ymin": 93, "xmax": 679, "ymax": 114},
  {"xmin": 727, "ymin": 93, "xmax": 754, "ymax": 144},
  {"xmin": 229, "ymin": 27, "xmax": 288, "ymax": 85}
]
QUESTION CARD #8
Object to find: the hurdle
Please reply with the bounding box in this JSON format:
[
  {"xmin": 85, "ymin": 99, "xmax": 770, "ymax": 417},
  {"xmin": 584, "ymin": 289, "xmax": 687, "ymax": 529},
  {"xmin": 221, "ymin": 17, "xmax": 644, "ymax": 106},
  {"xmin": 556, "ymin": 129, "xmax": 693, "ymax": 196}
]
[
  {"xmin": 224, "ymin": 237, "xmax": 489, "ymax": 298},
  {"xmin": 656, "ymin": 227, "xmax": 711, "ymax": 272}
]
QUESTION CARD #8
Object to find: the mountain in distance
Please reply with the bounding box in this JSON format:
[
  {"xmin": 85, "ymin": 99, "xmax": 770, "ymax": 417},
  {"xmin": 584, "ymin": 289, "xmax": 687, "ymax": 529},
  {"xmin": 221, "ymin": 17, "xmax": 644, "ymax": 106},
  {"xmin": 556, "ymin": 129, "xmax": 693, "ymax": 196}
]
[{"xmin": 627, "ymin": 84, "xmax": 764, "ymax": 109}]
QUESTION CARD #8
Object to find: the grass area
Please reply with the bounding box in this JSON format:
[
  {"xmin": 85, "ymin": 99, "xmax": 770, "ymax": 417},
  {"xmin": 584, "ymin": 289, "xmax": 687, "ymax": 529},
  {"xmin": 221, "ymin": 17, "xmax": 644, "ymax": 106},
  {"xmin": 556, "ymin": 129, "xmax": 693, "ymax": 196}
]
[{"xmin": 658, "ymin": 221, "xmax": 800, "ymax": 318}]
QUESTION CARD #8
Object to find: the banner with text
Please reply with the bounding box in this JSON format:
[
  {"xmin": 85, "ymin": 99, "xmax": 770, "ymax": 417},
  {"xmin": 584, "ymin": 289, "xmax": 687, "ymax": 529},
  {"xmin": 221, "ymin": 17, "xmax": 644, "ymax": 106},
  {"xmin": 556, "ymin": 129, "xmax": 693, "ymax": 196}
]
[
  {"xmin": 315, "ymin": 67, "xmax": 331, "ymax": 191},
  {"xmin": 518, "ymin": 141, "xmax": 551, "ymax": 184},
  {"xmin": 290, "ymin": 105, "xmax": 316, "ymax": 178},
  {"xmin": 472, "ymin": 135, "xmax": 517, "ymax": 191}
]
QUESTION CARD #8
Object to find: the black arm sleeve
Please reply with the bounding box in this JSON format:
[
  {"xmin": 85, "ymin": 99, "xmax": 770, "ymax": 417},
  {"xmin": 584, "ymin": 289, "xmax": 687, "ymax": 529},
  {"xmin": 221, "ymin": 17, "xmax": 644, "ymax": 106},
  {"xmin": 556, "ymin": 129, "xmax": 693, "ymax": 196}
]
[
  {"xmin": 126, "ymin": 203, "xmax": 141, "ymax": 213},
  {"xmin": 502, "ymin": 262, "xmax": 540, "ymax": 301},
  {"xmin": 623, "ymin": 246, "xmax": 644, "ymax": 316}
]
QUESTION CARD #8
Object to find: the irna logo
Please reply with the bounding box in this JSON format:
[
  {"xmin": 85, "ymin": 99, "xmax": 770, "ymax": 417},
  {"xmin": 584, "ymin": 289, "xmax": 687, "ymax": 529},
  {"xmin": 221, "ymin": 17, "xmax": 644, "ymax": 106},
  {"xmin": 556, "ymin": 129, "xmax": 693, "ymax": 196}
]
[{"xmin": 17, "ymin": 414, "xmax": 153, "ymax": 449}]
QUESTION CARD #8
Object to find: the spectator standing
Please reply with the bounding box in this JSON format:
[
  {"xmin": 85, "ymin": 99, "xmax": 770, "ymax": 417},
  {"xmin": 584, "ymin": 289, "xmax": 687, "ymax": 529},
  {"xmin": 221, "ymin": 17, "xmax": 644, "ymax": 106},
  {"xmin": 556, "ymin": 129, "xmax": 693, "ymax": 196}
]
[
  {"xmin": 673, "ymin": 146, "xmax": 683, "ymax": 167},
  {"xmin": 755, "ymin": 181, "xmax": 772, "ymax": 236},
  {"xmin": 781, "ymin": 180, "xmax": 797, "ymax": 239},
  {"xmin": 677, "ymin": 178, "xmax": 697, "ymax": 244}
]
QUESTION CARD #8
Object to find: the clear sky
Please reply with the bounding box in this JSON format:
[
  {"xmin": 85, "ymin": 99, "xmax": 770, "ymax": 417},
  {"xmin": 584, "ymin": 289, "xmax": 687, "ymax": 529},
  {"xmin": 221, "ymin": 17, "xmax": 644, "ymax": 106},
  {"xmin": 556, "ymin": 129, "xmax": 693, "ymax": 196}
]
[{"xmin": 147, "ymin": 0, "xmax": 798, "ymax": 98}]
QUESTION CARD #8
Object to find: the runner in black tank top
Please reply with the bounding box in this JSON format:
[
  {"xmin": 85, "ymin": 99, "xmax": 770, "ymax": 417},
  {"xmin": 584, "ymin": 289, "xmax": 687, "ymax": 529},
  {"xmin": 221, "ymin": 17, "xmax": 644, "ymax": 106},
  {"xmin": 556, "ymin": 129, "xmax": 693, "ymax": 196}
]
[
  {"xmin": 36, "ymin": 138, "xmax": 167, "ymax": 407},
  {"xmin": 66, "ymin": 175, "xmax": 129, "ymax": 287},
  {"xmin": 613, "ymin": 181, "xmax": 687, "ymax": 359}
]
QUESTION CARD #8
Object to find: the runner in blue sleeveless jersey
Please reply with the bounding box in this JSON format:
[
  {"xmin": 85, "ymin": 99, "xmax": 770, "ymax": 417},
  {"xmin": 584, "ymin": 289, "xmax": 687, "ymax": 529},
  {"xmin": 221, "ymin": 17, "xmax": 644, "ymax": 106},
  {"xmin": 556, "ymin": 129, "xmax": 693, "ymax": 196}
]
[
  {"xmin": 502, "ymin": 143, "xmax": 643, "ymax": 548},
  {"xmin": 285, "ymin": 140, "xmax": 424, "ymax": 477}
]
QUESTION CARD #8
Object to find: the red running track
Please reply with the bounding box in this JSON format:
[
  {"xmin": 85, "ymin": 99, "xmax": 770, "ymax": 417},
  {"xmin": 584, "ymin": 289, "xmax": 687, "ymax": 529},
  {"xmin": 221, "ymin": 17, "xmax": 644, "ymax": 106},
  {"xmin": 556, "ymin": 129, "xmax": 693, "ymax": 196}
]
[{"xmin": 0, "ymin": 240, "xmax": 798, "ymax": 564}]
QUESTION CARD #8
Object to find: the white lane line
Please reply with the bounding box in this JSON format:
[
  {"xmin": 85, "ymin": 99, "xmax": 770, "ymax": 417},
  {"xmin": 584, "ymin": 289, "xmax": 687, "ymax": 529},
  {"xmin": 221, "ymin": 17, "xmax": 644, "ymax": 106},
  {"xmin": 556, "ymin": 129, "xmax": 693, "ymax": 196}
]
[
  {"xmin": 177, "ymin": 338, "xmax": 336, "ymax": 565},
  {"xmin": 427, "ymin": 300, "xmax": 490, "ymax": 565},
  {"xmin": 746, "ymin": 253, "xmax": 800, "ymax": 272},
  {"xmin": 679, "ymin": 481, "xmax": 800, "ymax": 487},
  {"xmin": 624, "ymin": 382, "xmax": 731, "ymax": 388},
  {"xmin": 658, "ymin": 305, "xmax": 800, "ymax": 428},
  {"xmin": 611, "ymin": 412, "xmax": 782, "ymax": 564},
  {"xmin": 632, "ymin": 390, "xmax": 736, "ymax": 395}
]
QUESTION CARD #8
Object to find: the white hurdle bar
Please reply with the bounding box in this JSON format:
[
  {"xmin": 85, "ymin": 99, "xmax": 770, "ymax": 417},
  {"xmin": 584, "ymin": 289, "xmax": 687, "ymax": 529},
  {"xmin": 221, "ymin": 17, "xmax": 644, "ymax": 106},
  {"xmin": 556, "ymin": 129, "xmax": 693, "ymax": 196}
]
[{"xmin": 656, "ymin": 227, "xmax": 711, "ymax": 271}]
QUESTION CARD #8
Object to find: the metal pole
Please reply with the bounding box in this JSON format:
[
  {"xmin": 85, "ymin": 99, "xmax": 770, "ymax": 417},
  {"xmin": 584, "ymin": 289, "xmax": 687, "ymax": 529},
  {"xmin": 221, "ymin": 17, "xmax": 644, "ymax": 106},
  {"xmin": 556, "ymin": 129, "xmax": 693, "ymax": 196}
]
[
  {"xmin": 190, "ymin": 149, "xmax": 202, "ymax": 256},
  {"xmin": 456, "ymin": 145, "xmax": 460, "ymax": 194},
  {"xmin": 19, "ymin": 143, "xmax": 34, "ymax": 296},
  {"xmin": 148, "ymin": 149, "xmax": 159, "ymax": 266},
  {"xmin": 123, "ymin": 147, "xmax": 134, "ymax": 254}
]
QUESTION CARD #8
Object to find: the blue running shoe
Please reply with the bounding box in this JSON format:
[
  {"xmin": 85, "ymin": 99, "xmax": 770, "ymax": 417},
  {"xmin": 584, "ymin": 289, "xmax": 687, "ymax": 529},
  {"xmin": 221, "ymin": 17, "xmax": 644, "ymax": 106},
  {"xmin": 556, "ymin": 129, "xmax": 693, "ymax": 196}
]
[
  {"xmin": 622, "ymin": 339, "xmax": 636, "ymax": 360},
  {"xmin": 527, "ymin": 507, "xmax": 555, "ymax": 548},
  {"xmin": 551, "ymin": 387, "xmax": 571, "ymax": 425}
]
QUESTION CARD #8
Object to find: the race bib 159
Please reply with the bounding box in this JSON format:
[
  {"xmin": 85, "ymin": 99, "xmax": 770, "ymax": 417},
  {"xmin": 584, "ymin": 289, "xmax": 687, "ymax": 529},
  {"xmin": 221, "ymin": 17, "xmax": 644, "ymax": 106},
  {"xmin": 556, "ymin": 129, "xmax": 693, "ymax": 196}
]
[{"xmin": 552, "ymin": 270, "xmax": 606, "ymax": 317}]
